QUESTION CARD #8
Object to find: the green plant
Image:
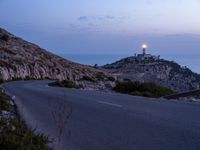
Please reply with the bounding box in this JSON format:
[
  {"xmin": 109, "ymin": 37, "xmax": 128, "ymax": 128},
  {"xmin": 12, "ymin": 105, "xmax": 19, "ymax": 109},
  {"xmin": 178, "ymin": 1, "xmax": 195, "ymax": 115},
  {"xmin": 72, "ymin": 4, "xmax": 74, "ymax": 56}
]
[
  {"xmin": 0, "ymin": 90, "xmax": 11, "ymax": 111},
  {"xmin": 0, "ymin": 34, "xmax": 9, "ymax": 42},
  {"xmin": 0, "ymin": 118, "xmax": 51, "ymax": 150},
  {"xmin": 0, "ymin": 90, "xmax": 52, "ymax": 150},
  {"xmin": 113, "ymin": 80, "xmax": 174, "ymax": 98},
  {"xmin": 44, "ymin": 77, "xmax": 51, "ymax": 80},
  {"xmin": 49, "ymin": 80, "xmax": 80, "ymax": 89},
  {"xmin": 107, "ymin": 76, "xmax": 115, "ymax": 82},
  {"xmin": 11, "ymin": 77, "xmax": 24, "ymax": 81},
  {"xmin": 81, "ymin": 76, "xmax": 96, "ymax": 82},
  {"xmin": 0, "ymin": 79, "xmax": 4, "ymax": 84},
  {"xmin": 96, "ymin": 72, "xmax": 107, "ymax": 81}
]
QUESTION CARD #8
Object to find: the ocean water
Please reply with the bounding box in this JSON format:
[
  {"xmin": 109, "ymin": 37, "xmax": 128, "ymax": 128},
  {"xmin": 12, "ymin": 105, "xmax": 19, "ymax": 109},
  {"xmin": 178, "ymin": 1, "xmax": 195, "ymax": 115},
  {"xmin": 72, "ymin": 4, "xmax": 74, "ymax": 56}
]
[
  {"xmin": 62, "ymin": 54, "xmax": 128, "ymax": 66},
  {"xmin": 61, "ymin": 54, "xmax": 200, "ymax": 73}
]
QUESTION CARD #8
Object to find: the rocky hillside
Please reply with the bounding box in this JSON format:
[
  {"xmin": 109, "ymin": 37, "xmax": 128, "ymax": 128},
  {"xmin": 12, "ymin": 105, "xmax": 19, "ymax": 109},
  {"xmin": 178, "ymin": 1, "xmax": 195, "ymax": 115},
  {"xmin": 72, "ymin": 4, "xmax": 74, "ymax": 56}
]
[
  {"xmin": 102, "ymin": 56, "xmax": 200, "ymax": 92},
  {"xmin": 0, "ymin": 27, "xmax": 114, "ymax": 90}
]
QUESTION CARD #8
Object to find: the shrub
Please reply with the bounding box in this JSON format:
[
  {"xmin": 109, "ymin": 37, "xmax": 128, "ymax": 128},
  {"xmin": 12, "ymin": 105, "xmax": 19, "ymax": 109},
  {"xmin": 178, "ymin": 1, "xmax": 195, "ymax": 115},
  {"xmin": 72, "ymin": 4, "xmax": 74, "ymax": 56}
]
[
  {"xmin": 96, "ymin": 72, "xmax": 107, "ymax": 81},
  {"xmin": 49, "ymin": 80, "xmax": 80, "ymax": 89},
  {"xmin": 113, "ymin": 80, "xmax": 174, "ymax": 98},
  {"xmin": 131, "ymin": 91, "xmax": 154, "ymax": 97},
  {"xmin": 93, "ymin": 64, "xmax": 98, "ymax": 68},
  {"xmin": 44, "ymin": 77, "xmax": 51, "ymax": 80},
  {"xmin": 107, "ymin": 76, "xmax": 116, "ymax": 82},
  {"xmin": 0, "ymin": 79, "xmax": 4, "ymax": 84},
  {"xmin": 0, "ymin": 90, "xmax": 51, "ymax": 150},
  {"xmin": 25, "ymin": 76, "xmax": 31, "ymax": 80},
  {"xmin": 0, "ymin": 118, "xmax": 51, "ymax": 150},
  {"xmin": 0, "ymin": 34, "xmax": 9, "ymax": 42},
  {"xmin": 81, "ymin": 76, "xmax": 96, "ymax": 82},
  {"xmin": 61, "ymin": 80, "xmax": 79, "ymax": 88},
  {"xmin": 0, "ymin": 90, "xmax": 11, "ymax": 111}
]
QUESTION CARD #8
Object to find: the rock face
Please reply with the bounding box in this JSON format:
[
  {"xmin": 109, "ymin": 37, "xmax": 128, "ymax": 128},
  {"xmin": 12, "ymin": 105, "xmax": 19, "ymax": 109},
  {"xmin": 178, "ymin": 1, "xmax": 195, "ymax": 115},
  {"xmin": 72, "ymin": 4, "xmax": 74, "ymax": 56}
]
[
  {"xmin": 0, "ymin": 27, "xmax": 114, "ymax": 90},
  {"xmin": 102, "ymin": 56, "xmax": 200, "ymax": 92}
]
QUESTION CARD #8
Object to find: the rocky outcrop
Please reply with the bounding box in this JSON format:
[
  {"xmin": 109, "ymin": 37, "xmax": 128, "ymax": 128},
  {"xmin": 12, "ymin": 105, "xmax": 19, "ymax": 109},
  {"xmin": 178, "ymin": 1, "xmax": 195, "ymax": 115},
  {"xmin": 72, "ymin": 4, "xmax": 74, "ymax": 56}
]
[
  {"xmin": 102, "ymin": 56, "xmax": 200, "ymax": 92},
  {"xmin": 0, "ymin": 27, "xmax": 114, "ymax": 90}
]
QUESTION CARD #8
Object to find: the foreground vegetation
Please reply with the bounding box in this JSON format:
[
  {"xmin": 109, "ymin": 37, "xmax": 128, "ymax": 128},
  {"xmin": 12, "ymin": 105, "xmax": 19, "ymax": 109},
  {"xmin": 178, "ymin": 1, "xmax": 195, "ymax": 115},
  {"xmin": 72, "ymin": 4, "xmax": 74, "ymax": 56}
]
[
  {"xmin": 113, "ymin": 80, "xmax": 175, "ymax": 98},
  {"xmin": 48, "ymin": 80, "xmax": 80, "ymax": 89},
  {"xmin": 0, "ymin": 89, "xmax": 52, "ymax": 150},
  {"xmin": 48, "ymin": 79, "xmax": 174, "ymax": 98}
]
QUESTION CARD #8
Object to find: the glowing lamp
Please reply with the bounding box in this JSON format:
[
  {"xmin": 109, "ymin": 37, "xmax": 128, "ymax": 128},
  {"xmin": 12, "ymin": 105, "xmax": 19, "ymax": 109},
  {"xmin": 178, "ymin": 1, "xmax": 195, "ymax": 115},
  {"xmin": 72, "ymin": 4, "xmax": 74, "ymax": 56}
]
[{"xmin": 142, "ymin": 44, "xmax": 147, "ymax": 49}]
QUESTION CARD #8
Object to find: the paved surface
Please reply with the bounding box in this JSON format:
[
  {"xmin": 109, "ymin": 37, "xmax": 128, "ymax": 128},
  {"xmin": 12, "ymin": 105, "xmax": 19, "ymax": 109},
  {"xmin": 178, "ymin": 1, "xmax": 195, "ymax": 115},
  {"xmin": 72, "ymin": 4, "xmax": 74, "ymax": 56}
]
[{"xmin": 3, "ymin": 80, "xmax": 200, "ymax": 150}]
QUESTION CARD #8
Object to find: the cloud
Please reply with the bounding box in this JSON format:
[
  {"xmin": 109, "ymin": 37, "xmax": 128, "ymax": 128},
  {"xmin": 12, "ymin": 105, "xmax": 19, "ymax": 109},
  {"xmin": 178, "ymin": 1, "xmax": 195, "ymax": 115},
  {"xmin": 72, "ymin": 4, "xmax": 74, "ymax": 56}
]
[
  {"xmin": 77, "ymin": 16, "xmax": 89, "ymax": 21},
  {"xmin": 165, "ymin": 33, "xmax": 200, "ymax": 39},
  {"xmin": 105, "ymin": 15, "xmax": 115, "ymax": 19},
  {"xmin": 77, "ymin": 15, "xmax": 121, "ymax": 22},
  {"xmin": 67, "ymin": 23, "xmax": 102, "ymax": 34},
  {"xmin": 145, "ymin": 0, "xmax": 153, "ymax": 5},
  {"xmin": 94, "ymin": 15, "xmax": 115, "ymax": 20}
]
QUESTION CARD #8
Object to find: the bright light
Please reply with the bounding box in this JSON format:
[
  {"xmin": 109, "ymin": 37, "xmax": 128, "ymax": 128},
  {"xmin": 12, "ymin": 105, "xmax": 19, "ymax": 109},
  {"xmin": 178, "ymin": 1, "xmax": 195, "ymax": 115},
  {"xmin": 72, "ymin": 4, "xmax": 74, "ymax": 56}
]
[{"xmin": 142, "ymin": 44, "xmax": 147, "ymax": 49}]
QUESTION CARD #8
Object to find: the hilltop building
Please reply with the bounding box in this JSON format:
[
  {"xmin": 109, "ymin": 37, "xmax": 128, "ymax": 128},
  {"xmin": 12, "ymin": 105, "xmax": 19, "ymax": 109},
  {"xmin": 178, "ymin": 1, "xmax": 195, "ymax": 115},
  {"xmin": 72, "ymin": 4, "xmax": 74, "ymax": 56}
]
[{"xmin": 135, "ymin": 44, "xmax": 160, "ymax": 61}]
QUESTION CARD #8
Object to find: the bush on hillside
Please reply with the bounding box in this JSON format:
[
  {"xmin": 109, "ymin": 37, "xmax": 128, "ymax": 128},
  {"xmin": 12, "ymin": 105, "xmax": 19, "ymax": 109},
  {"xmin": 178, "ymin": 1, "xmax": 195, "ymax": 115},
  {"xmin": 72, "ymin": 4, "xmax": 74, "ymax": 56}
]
[
  {"xmin": 107, "ymin": 76, "xmax": 116, "ymax": 82},
  {"xmin": 48, "ymin": 80, "xmax": 80, "ymax": 89},
  {"xmin": 0, "ymin": 90, "xmax": 11, "ymax": 111},
  {"xmin": 0, "ymin": 34, "xmax": 9, "ymax": 42},
  {"xmin": 96, "ymin": 72, "xmax": 107, "ymax": 81},
  {"xmin": 0, "ymin": 118, "xmax": 51, "ymax": 150},
  {"xmin": 81, "ymin": 76, "xmax": 96, "ymax": 82},
  {"xmin": 113, "ymin": 80, "xmax": 175, "ymax": 98}
]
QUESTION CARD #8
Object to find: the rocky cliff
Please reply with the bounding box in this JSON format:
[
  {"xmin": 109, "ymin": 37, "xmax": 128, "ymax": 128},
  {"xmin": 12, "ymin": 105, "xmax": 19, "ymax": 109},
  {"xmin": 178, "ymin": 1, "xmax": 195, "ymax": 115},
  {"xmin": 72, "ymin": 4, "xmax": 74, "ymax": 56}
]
[
  {"xmin": 102, "ymin": 56, "xmax": 200, "ymax": 92},
  {"xmin": 0, "ymin": 27, "xmax": 114, "ymax": 90}
]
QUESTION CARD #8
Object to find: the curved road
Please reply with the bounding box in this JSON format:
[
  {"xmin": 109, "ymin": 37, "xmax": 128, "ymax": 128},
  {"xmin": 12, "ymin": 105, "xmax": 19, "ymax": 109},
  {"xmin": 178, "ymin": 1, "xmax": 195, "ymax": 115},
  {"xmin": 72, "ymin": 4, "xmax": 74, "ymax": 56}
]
[{"xmin": 3, "ymin": 81, "xmax": 200, "ymax": 150}]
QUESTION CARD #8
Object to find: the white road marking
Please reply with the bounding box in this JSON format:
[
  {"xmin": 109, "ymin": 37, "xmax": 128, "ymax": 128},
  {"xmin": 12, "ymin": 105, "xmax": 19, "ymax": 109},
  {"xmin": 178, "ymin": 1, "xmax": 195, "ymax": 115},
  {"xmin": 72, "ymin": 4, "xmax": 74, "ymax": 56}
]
[{"xmin": 98, "ymin": 101, "xmax": 122, "ymax": 108}]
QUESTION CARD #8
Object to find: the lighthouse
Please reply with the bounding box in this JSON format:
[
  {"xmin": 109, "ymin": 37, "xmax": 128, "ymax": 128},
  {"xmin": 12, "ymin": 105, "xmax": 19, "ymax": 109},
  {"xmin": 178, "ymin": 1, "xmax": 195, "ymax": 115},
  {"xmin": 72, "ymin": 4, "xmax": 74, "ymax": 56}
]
[
  {"xmin": 136, "ymin": 44, "xmax": 159, "ymax": 61},
  {"xmin": 142, "ymin": 44, "xmax": 147, "ymax": 55}
]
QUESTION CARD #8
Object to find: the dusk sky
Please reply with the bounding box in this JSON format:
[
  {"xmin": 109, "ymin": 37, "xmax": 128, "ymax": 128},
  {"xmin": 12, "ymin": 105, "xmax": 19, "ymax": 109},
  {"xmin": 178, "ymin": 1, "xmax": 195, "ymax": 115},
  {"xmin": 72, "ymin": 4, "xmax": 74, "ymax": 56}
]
[{"xmin": 0, "ymin": 0, "xmax": 200, "ymax": 71}]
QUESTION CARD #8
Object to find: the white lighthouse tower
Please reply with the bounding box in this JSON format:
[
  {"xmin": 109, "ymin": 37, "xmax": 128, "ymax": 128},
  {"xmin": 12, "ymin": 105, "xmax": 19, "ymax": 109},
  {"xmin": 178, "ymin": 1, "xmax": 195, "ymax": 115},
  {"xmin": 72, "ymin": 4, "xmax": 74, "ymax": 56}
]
[
  {"xmin": 142, "ymin": 44, "xmax": 147, "ymax": 55},
  {"xmin": 136, "ymin": 44, "xmax": 159, "ymax": 61}
]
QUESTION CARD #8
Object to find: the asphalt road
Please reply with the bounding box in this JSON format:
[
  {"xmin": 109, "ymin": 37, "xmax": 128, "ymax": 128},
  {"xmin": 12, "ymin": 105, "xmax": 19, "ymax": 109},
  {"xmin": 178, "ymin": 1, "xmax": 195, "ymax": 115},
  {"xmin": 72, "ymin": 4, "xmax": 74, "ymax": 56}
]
[{"xmin": 3, "ymin": 81, "xmax": 200, "ymax": 150}]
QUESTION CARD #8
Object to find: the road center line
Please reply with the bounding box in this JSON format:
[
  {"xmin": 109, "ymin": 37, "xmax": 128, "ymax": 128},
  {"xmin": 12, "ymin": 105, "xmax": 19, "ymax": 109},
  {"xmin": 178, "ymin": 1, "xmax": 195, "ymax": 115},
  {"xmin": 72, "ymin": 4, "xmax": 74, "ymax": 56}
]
[{"xmin": 98, "ymin": 101, "xmax": 122, "ymax": 108}]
